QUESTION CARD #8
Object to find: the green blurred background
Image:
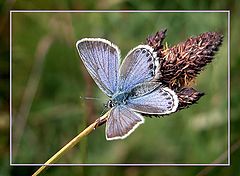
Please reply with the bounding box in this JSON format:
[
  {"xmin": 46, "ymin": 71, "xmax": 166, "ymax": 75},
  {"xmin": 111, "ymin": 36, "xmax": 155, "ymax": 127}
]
[{"xmin": 0, "ymin": 1, "xmax": 239, "ymax": 176}]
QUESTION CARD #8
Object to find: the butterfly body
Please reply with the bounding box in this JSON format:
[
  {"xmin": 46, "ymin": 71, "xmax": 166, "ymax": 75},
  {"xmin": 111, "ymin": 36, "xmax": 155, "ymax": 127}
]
[
  {"xmin": 109, "ymin": 81, "xmax": 160, "ymax": 107},
  {"xmin": 111, "ymin": 91, "xmax": 128, "ymax": 105},
  {"xmin": 76, "ymin": 38, "xmax": 178, "ymax": 140}
]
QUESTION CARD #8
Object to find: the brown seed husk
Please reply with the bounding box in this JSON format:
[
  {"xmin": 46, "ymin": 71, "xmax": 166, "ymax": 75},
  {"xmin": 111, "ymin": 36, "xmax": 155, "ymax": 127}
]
[
  {"xmin": 146, "ymin": 30, "xmax": 223, "ymax": 111},
  {"xmin": 176, "ymin": 87, "xmax": 204, "ymax": 111}
]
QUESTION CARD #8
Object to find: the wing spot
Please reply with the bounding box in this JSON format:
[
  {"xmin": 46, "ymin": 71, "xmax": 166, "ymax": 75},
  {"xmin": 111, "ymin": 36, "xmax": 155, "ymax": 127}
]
[
  {"xmin": 150, "ymin": 71, "xmax": 154, "ymax": 76},
  {"xmin": 147, "ymin": 57, "xmax": 152, "ymax": 62},
  {"xmin": 168, "ymin": 101, "xmax": 173, "ymax": 105},
  {"xmin": 148, "ymin": 64, "xmax": 153, "ymax": 69},
  {"xmin": 162, "ymin": 92, "xmax": 169, "ymax": 96},
  {"xmin": 135, "ymin": 49, "xmax": 141, "ymax": 55}
]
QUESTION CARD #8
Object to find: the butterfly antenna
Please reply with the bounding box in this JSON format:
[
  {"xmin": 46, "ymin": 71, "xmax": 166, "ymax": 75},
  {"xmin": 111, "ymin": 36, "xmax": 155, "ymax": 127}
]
[
  {"xmin": 79, "ymin": 96, "xmax": 101, "ymax": 101},
  {"xmin": 80, "ymin": 95, "xmax": 108, "ymax": 116}
]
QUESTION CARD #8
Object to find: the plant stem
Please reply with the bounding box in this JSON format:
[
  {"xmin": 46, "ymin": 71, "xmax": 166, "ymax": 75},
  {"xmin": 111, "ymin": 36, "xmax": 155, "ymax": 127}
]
[{"xmin": 32, "ymin": 112, "xmax": 109, "ymax": 176}]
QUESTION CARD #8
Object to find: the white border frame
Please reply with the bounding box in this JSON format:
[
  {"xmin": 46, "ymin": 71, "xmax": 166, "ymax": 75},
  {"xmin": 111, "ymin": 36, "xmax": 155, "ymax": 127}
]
[{"xmin": 10, "ymin": 10, "xmax": 230, "ymax": 166}]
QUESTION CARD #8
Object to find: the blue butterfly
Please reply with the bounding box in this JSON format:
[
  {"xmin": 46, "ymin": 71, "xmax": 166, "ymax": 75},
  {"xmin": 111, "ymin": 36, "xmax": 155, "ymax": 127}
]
[{"xmin": 76, "ymin": 38, "xmax": 178, "ymax": 140}]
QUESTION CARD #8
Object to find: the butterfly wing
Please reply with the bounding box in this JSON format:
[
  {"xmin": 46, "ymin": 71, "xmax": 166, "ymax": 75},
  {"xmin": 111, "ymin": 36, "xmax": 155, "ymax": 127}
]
[
  {"xmin": 119, "ymin": 45, "xmax": 158, "ymax": 92},
  {"xmin": 76, "ymin": 38, "xmax": 120, "ymax": 97},
  {"xmin": 127, "ymin": 86, "xmax": 179, "ymax": 114},
  {"xmin": 106, "ymin": 105, "xmax": 144, "ymax": 140}
]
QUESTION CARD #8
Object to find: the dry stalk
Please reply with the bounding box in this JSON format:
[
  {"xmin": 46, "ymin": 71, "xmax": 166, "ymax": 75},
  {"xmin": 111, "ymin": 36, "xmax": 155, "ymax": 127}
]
[{"xmin": 32, "ymin": 113, "xmax": 108, "ymax": 176}]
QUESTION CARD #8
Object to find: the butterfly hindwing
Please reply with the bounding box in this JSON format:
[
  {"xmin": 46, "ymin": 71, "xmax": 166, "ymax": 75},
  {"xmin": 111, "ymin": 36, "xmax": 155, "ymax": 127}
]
[
  {"xmin": 127, "ymin": 83, "xmax": 179, "ymax": 114},
  {"xmin": 106, "ymin": 105, "xmax": 144, "ymax": 140}
]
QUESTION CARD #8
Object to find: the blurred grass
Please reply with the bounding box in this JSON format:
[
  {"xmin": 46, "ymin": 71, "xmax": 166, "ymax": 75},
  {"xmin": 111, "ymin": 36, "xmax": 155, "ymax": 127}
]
[
  {"xmin": 0, "ymin": 1, "xmax": 239, "ymax": 176},
  {"xmin": 12, "ymin": 11, "xmax": 228, "ymax": 164}
]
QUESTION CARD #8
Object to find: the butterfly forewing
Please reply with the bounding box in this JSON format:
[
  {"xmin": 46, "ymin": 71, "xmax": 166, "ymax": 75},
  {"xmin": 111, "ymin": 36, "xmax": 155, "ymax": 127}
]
[
  {"xmin": 76, "ymin": 38, "xmax": 120, "ymax": 97},
  {"xmin": 119, "ymin": 45, "xmax": 157, "ymax": 92}
]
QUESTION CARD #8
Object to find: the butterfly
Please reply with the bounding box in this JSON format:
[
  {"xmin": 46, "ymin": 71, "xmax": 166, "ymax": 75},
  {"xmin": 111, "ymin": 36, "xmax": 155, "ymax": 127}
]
[{"xmin": 76, "ymin": 38, "xmax": 179, "ymax": 140}]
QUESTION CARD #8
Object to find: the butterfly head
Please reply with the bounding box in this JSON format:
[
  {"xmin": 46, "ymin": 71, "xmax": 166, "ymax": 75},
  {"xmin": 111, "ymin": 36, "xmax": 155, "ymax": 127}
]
[{"xmin": 106, "ymin": 100, "xmax": 114, "ymax": 108}]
